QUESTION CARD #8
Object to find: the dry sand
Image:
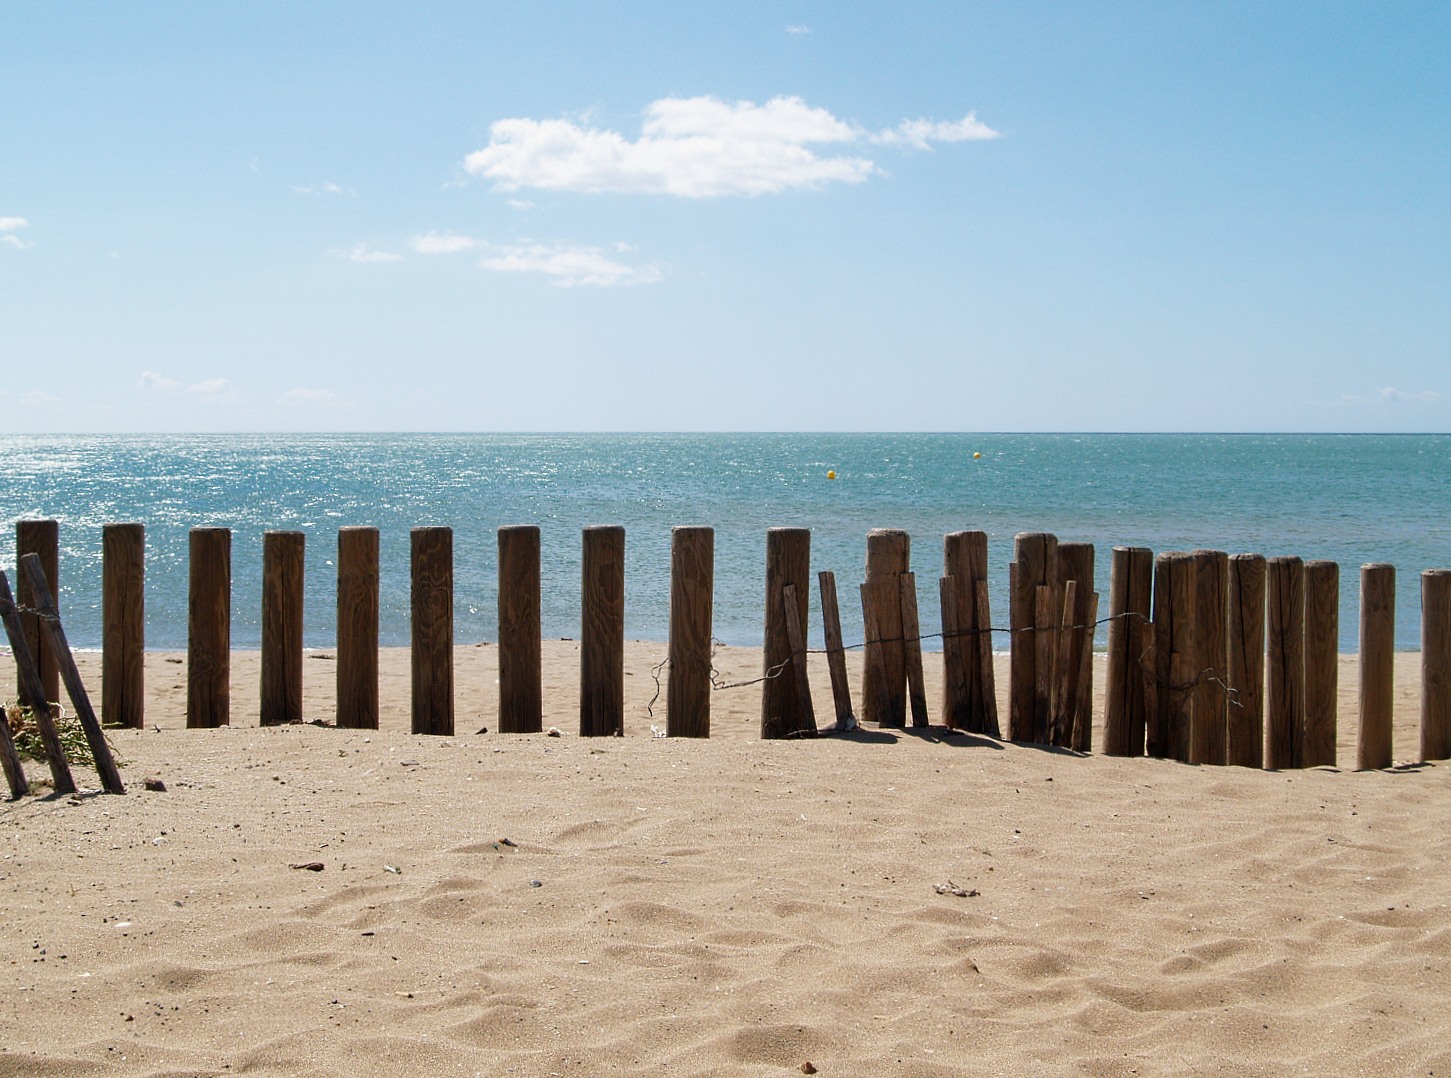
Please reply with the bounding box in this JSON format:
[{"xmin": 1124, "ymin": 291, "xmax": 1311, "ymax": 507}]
[{"xmin": 4, "ymin": 643, "xmax": 1450, "ymax": 1076}]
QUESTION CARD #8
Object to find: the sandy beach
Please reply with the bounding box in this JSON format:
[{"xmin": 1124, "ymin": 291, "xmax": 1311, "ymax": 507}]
[{"xmin": 4, "ymin": 643, "xmax": 1449, "ymax": 1076}]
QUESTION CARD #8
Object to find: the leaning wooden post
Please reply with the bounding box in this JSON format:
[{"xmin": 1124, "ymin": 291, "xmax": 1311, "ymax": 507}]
[
  {"xmin": 1010, "ymin": 532, "xmax": 1057, "ymax": 743},
  {"xmin": 862, "ymin": 529, "xmax": 910, "ymax": 727},
  {"xmin": 1302, "ymin": 560, "xmax": 1339, "ymax": 767},
  {"xmin": 1057, "ymin": 541, "xmax": 1096, "ymax": 752},
  {"xmin": 818, "ymin": 571, "xmax": 855, "ymax": 730},
  {"xmin": 15, "ymin": 518, "xmax": 60, "ymax": 705},
  {"xmin": 762, "ymin": 527, "xmax": 815, "ymax": 739},
  {"xmin": 580, "ymin": 526, "xmax": 625, "ymax": 737},
  {"xmin": 336, "ymin": 526, "xmax": 379, "ymax": 730},
  {"xmin": 1103, "ymin": 546, "xmax": 1152, "ymax": 757},
  {"xmin": 498, "ymin": 525, "xmax": 542, "ymax": 734},
  {"xmin": 1357, "ymin": 563, "xmax": 1395, "ymax": 770},
  {"xmin": 667, "ymin": 526, "xmax": 713, "ymax": 738},
  {"xmin": 1226, "ymin": 554, "xmax": 1267, "ymax": 768},
  {"xmin": 0, "ymin": 706, "xmax": 28, "ymax": 799},
  {"xmin": 1190, "ymin": 550, "xmax": 1228, "ymax": 766},
  {"xmin": 260, "ymin": 530, "xmax": 305, "ymax": 726},
  {"xmin": 1265, "ymin": 556, "xmax": 1305, "ymax": 770},
  {"xmin": 19, "ymin": 554, "xmax": 126, "ymax": 794},
  {"xmin": 187, "ymin": 527, "xmax": 231, "ymax": 729},
  {"xmin": 410, "ymin": 526, "xmax": 454, "ymax": 736},
  {"xmin": 1421, "ymin": 569, "xmax": 1451, "ymax": 762},
  {"xmin": 102, "ymin": 522, "xmax": 145, "ymax": 730},
  {"xmin": 0, "ymin": 570, "xmax": 73, "ymax": 793},
  {"xmin": 1150, "ymin": 552, "xmax": 1196, "ymax": 761}
]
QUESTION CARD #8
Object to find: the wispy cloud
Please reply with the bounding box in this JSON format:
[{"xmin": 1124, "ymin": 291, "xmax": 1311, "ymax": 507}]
[
  {"xmin": 786, "ymin": 24, "xmax": 811, "ymax": 35},
  {"xmin": 137, "ymin": 370, "xmax": 182, "ymax": 392},
  {"xmin": 331, "ymin": 243, "xmax": 403, "ymax": 263},
  {"xmin": 186, "ymin": 378, "xmax": 236, "ymax": 399},
  {"xmin": 480, "ymin": 241, "xmax": 663, "ymax": 287},
  {"xmin": 138, "ymin": 371, "xmax": 238, "ymax": 399},
  {"xmin": 1378, "ymin": 386, "xmax": 1442, "ymax": 404},
  {"xmin": 411, "ymin": 232, "xmax": 478, "ymax": 254},
  {"xmin": 1, "ymin": 216, "xmax": 32, "ymax": 249},
  {"xmin": 293, "ymin": 181, "xmax": 352, "ymax": 196},
  {"xmin": 21, "ymin": 390, "xmax": 58, "ymax": 407},
  {"xmin": 463, "ymin": 95, "xmax": 998, "ymax": 198}
]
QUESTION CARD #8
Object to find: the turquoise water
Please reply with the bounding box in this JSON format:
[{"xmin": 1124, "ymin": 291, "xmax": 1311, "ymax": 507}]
[{"xmin": 1, "ymin": 433, "xmax": 1447, "ymax": 651}]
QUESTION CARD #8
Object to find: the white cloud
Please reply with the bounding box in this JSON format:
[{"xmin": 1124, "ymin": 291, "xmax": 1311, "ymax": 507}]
[
  {"xmin": 293, "ymin": 182, "xmax": 352, "ymax": 196},
  {"xmin": 480, "ymin": 241, "xmax": 663, "ymax": 287},
  {"xmin": 786, "ymin": 24, "xmax": 811, "ymax": 34},
  {"xmin": 464, "ymin": 95, "xmax": 998, "ymax": 198},
  {"xmin": 411, "ymin": 232, "xmax": 478, "ymax": 254},
  {"xmin": 278, "ymin": 387, "xmax": 354, "ymax": 409},
  {"xmin": 0, "ymin": 217, "xmax": 27, "ymax": 231},
  {"xmin": 1, "ymin": 235, "xmax": 31, "ymax": 250},
  {"xmin": 137, "ymin": 370, "xmax": 182, "ymax": 392},
  {"xmin": 506, "ymin": 198, "xmax": 535, "ymax": 211},
  {"xmin": 331, "ymin": 243, "xmax": 403, "ymax": 263},
  {"xmin": 1, "ymin": 216, "xmax": 31, "ymax": 249},
  {"xmin": 187, "ymin": 378, "xmax": 236, "ymax": 398},
  {"xmin": 1378, "ymin": 386, "xmax": 1442, "ymax": 404}
]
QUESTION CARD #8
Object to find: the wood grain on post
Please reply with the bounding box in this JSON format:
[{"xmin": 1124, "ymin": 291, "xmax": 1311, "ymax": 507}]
[
  {"xmin": 862, "ymin": 529, "xmax": 910, "ymax": 727},
  {"xmin": 943, "ymin": 531, "xmax": 989, "ymax": 731},
  {"xmin": 1033, "ymin": 585, "xmax": 1057, "ymax": 744},
  {"xmin": 1265, "ymin": 556, "xmax": 1305, "ymax": 770},
  {"xmin": 187, "ymin": 527, "xmax": 231, "ymax": 729},
  {"xmin": 975, "ymin": 579, "xmax": 1000, "ymax": 736},
  {"xmin": 0, "ymin": 570, "xmax": 74, "ymax": 793},
  {"xmin": 940, "ymin": 574, "xmax": 969, "ymax": 731},
  {"xmin": 498, "ymin": 525, "xmax": 542, "ymax": 734},
  {"xmin": 0, "ymin": 706, "xmax": 27, "ymax": 799},
  {"xmin": 780, "ymin": 584, "xmax": 816, "ymax": 735},
  {"xmin": 1226, "ymin": 554, "xmax": 1266, "ymax": 768},
  {"xmin": 19, "ymin": 554, "xmax": 126, "ymax": 794},
  {"xmin": 860, "ymin": 583, "xmax": 896, "ymax": 725},
  {"xmin": 1357, "ymin": 563, "xmax": 1395, "ymax": 770},
  {"xmin": 1190, "ymin": 550, "xmax": 1228, "ymax": 766},
  {"xmin": 1104, "ymin": 546, "xmax": 1152, "ymax": 757},
  {"xmin": 336, "ymin": 526, "xmax": 379, "ymax": 730},
  {"xmin": 1302, "ymin": 560, "xmax": 1339, "ymax": 767},
  {"xmin": 762, "ymin": 527, "xmax": 814, "ymax": 739},
  {"xmin": 16, "ymin": 518, "xmax": 59, "ymax": 705},
  {"xmin": 1057, "ymin": 542, "xmax": 1095, "ymax": 751},
  {"xmin": 102, "ymin": 522, "xmax": 145, "ymax": 730},
  {"xmin": 1010, "ymin": 532, "xmax": 1058, "ymax": 743},
  {"xmin": 1421, "ymin": 569, "xmax": 1451, "ymax": 762},
  {"xmin": 1150, "ymin": 552, "xmax": 1197, "ymax": 761},
  {"xmin": 1074, "ymin": 592, "xmax": 1100, "ymax": 752},
  {"xmin": 260, "ymin": 530, "xmax": 305, "ymax": 726},
  {"xmin": 667, "ymin": 526, "xmax": 713, "ymax": 738},
  {"xmin": 410, "ymin": 527, "xmax": 454, "ymax": 736},
  {"xmin": 580, "ymin": 526, "xmax": 625, "ymax": 737},
  {"xmin": 900, "ymin": 573, "xmax": 929, "ymax": 728},
  {"xmin": 819, "ymin": 571, "xmax": 854, "ymax": 729},
  {"xmin": 1052, "ymin": 579, "xmax": 1079, "ymax": 748}
]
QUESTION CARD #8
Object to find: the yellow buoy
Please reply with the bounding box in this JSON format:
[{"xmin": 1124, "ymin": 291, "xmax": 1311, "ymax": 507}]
[
  {"xmin": 826, "ymin": 470, "xmax": 837, "ymax": 480},
  {"xmin": 973, "ymin": 452, "xmax": 982, "ymax": 460}
]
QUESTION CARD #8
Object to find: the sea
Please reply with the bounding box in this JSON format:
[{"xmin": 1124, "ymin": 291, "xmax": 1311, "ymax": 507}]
[{"xmin": 1, "ymin": 433, "xmax": 1447, "ymax": 653}]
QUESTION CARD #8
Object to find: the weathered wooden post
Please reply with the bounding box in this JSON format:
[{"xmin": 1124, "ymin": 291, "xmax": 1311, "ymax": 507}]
[
  {"xmin": 260, "ymin": 530, "xmax": 305, "ymax": 726},
  {"xmin": 818, "ymin": 571, "xmax": 855, "ymax": 729},
  {"xmin": 1103, "ymin": 546, "xmax": 1152, "ymax": 757},
  {"xmin": 1226, "ymin": 554, "xmax": 1266, "ymax": 767},
  {"xmin": 337, "ymin": 526, "xmax": 379, "ymax": 730},
  {"xmin": 667, "ymin": 526, "xmax": 713, "ymax": 737},
  {"xmin": 862, "ymin": 529, "xmax": 910, "ymax": 727},
  {"xmin": 498, "ymin": 525, "xmax": 542, "ymax": 734},
  {"xmin": 1190, "ymin": 550, "xmax": 1228, "ymax": 765},
  {"xmin": 762, "ymin": 527, "xmax": 815, "ymax": 739},
  {"xmin": 0, "ymin": 570, "xmax": 73, "ymax": 792},
  {"xmin": 1150, "ymin": 551, "xmax": 1196, "ymax": 760},
  {"xmin": 410, "ymin": 526, "xmax": 453, "ymax": 736},
  {"xmin": 941, "ymin": 530, "xmax": 997, "ymax": 734},
  {"xmin": 102, "ymin": 522, "xmax": 145, "ymax": 730},
  {"xmin": 0, "ymin": 705, "xmax": 27, "ymax": 799},
  {"xmin": 15, "ymin": 518, "xmax": 59, "ymax": 705},
  {"xmin": 580, "ymin": 526, "xmax": 625, "ymax": 737},
  {"xmin": 900, "ymin": 573, "xmax": 929, "ymax": 728},
  {"xmin": 187, "ymin": 527, "xmax": 231, "ymax": 729},
  {"xmin": 1265, "ymin": 556, "xmax": 1305, "ymax": 770},
  {"xmin": 1010, "ymin": 532, "xmax": 1058, "ymax": 743},
  {"xmin": 1421, "ymin": 569, "xmax": 1451, "ymax": 762},
  {"xmin": 1057, "ymin": 541, "xmax": 1096, "ymax": 751},
  {"xmin": 1357, "ymin": 563, "xmax": 1395, "ymax": 770},
  {"xmin": 1302, "ymin": 560, "xmax": 1339, "ymax": 767}
]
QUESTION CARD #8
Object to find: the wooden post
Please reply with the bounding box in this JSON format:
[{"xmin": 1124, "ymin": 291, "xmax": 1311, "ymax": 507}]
[
  {"xmin": 975, "ymin": 579, "xmax": 1000, "ymax": 737},
  {"xmin": 1265, "ymin": 556, "xmax": 1304, "ymax": 770},
  {"xmin": 0, "ymin": 706, "xmax": 28, "ymax": 799},
  {"xmin": 16, "ymin": 518, "xmax": 59, "ymax": 705},
  {"xmin": 899, "ymin": 573, "xmax": 929, "ymax": 728},
  {"xmin": 942, "ymin": 531, "xmax": 991, "ymax": 732},
  {"xmin": 1357, "ymin": 563, "xmax": 1395, "ymax": 770},
  {"xmin": 102, "ymin": 522, "xmax": 145, "ymax": 730},
  {"xmin": 498, "ymin": 525, "xmax": 542, "ymax": 734},
  {"xmin": 1057, "ymin": 542, "xmax": 1095, "ymax": 751},
  {"xmin": 1421, "ymin": 569, "xmax": 1451, "ymax": 762},
  {"xmin": 410, "ymin": 526, "xmax": 454, "ymax": 736},
  {"xmin": 1010, "ymin": 532, "xmax": 1057, "ymax": 743},
  {"xmin": 667, "ymin": 526, "xmax": 713, "ymax": 737},
  {"xmin": 859, "ymin": 583, "xmax": 895, "ymax": 725},
  {"xmin": 1226, "ymin": 554, "xmax": 1266, "ymax": 768},
  {"xmin": 187, "ymin": 527, "xmax": 231, "ymax": 729},
  {"xmin": 580, "ymin": 526, "xmax": 625, "ymax": 737},
  {"xmin": 1052, "ymin": 579, "xmax": 1079, "ymax": 748},
  {"xmin": 1104, "ymin": 546, "xmax": 1152, "ymax": 757},
  {"xmin": 1190, "ymin": 550, "xmax": 1228, "ymax": 766},
  {"xmin": 19, "ymin": 554, "xmax": 126, "ymax": 794},
  {"xmin": 762, "ymin": 527, "xmax": 814, "ymax": 739},
  {"xmin": 940, "ymin": 574, "xmax": 970, "ymax": 731},
  {"xmin": 819, "ymin": 571, "xmax": 854, "ymax": 729},
  {"xmin": 780, "ymin": 584, "xmax": 816, "ymax": 735},
  {"xmin": 1302, "ymin": 560, "xmax": 1339, "ymax": 767},
  {"xmin": 336, "ymin": 526, "xmax": 379, "ymax": 730},
  {"xmin": 0, "ymin": 570, "xmax": 74, "ymax": 793},
  {"xmin": 1150, "ymin": 552, "xmax": 1197, "ymax": 761},
  {"xmin": 862, "ymin": 529, "xmax": 910, "ymax": 727},
  {"xmin": 260, "ymin": 530, "xmax": 305, "ymax": 726}
]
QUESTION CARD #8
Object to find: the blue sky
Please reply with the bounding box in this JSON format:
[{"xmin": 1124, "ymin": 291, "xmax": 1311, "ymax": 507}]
[{"xmin": 3, "ymin": 2, "xmax": 1448, "ymax": 432}]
